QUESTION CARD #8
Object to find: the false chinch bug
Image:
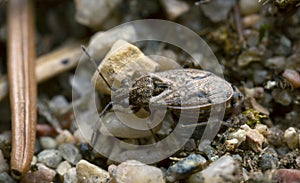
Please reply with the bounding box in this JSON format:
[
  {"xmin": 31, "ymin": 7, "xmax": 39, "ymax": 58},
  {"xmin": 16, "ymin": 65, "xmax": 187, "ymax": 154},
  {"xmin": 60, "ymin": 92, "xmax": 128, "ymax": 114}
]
[{"xmin": 82, "ymin": 46, "xmax": 244, "ymax": 145}]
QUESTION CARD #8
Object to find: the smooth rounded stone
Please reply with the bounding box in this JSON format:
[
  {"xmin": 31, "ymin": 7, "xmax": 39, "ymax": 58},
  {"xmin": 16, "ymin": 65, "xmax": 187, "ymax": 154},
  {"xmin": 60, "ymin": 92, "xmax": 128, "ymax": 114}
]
[
  {"xmin": 199, "ymin": 0, "xmax": 236, "ymax": 22},
  {"xmin": 108, "ymin": 160, "xmax": 165, "ymax": 183},
  {"xmin": 242, "ymin": 14, "xmax": 262, "ymax": 28},
  {"xmin": 21, "ymin": 163, "xmax": 56, "ymax": 183},
  {"xmin": 58, "ymin": 143, "xmax": 82, "ymax": 165},
  {"xmin": 244, "ymin": 30, "xmax": 259, "ymax": 47},
  {"xmin": 165, "ymin": 154, "xmax": 207, "ymax": 182},
  {"xmin": 275, "ymin": 36, "xmax": 292, "ymax": 56},
  {"xmin": 272, "ymin": 89, "xmax": 292, "ymax": 106},
  {"xmin": 76, "ymin": 160, "xmax": 110, "ymax": 183},
  {"xmin": 75, "ymin": 0, "xmax": 122, "ymax": 29},
  {"xmin": 160, "ymin": 0, "xmax": 189, "ymax": 20},
  {"xmin": 237, "ymin": 50, "xmax": 261, "ymax": 67},
  {"xmin": 239, "ymin": 0, "xmax": 262, "ymax": 15},
  {"xmin": 38, "ymin": 149, "xmax": 63, "ymax": 168},
  {"xmin": 266, "ymin": 56, "xmax": 285, "ymax": 69},
  {"xmin": 228, "ymin": 129, "xmax": 246, "ymax": 146},
  {"xmin": 253, "ymin": 69, "xmax": 268, "ymax": 85},
  {"xmin": 260, "ymin": 153, "xmax": 278, "ymax": 172},
  {"xmin": 0, "ymin": 172, "xmax": 15, "ymax": 183},
  {"xmin": 0, "ymin": 131, "xmax": 12, "ymax": 158},
  {"xmin": 73, "ymin": 129, "xmax": 87, "ymax": 144},
  {"xmin": 284, "ymin": 127, "xmax": 299, "ymax": 149},
  {"xmin": 0, "ymin": 150, "xmax": 9, "ymax": 173},
  {"xmin": 40, "ymin": 136, "xmax": 57, "ymax": 149},
  {"xmin": 98, "ymin": 112, "xmax": 162, "ymax": 138},
  {"xmin": 91, "ymin": 40, "xmax": 159, "ymax": 95},
  {"xmin": 56, "ymin": 161, "xmax": 72, "ymax": 179},
  {"xmin": 282, "ymin": 69, "xmax": 300, "ymax": 89},
  {"xmin": 188, "ymin": 156, "xmax": 240, "ymax": 183},
  {"xmin": 273, "ymin": 169, "xmax": 300, "ymax": 183},
  {"xmin": 49, "ymin": 95, "xmax": 69, "ymax": 115},
  {"xmin": 56, "ymin": 130, "xmax": 76, "ymax": 145},
  {"xmin": 64, "ymin": 167, "xmax": 78, "ymax": 183},
  {"xmin": 255, "ymin": 124, "xmax": 270, "ymax": 136},
  {"xmin": 241, "ymin": 124, "xmax": 265, "ymax": 152}
]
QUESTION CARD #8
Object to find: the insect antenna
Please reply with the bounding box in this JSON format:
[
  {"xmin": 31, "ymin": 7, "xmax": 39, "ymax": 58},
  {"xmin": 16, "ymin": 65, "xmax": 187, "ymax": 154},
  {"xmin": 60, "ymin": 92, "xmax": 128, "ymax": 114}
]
[{"xmin": 81, "ymin": 45, "xmax": 114, "ymax": 91}]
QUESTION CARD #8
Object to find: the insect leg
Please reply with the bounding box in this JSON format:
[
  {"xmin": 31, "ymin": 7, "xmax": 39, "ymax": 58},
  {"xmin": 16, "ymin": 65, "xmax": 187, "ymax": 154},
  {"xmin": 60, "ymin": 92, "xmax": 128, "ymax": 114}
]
[{"xmin": 91, "ymin": 101, "xmax": 114, "ymax": 147}]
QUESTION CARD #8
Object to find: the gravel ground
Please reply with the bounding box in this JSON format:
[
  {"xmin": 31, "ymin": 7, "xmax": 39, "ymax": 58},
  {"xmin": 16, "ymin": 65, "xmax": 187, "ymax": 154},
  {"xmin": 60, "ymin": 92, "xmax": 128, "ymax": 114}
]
[{"xmin": 1, "ymin": 0, "xmax": 300, "ymax": 182}]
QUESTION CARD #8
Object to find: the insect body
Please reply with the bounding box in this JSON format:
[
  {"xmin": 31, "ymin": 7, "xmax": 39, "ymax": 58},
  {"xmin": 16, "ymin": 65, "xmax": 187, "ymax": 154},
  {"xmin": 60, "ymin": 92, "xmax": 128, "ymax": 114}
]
[{"xmin": 114, "ymin": 69, "xmax": 243, "ymax": 121}]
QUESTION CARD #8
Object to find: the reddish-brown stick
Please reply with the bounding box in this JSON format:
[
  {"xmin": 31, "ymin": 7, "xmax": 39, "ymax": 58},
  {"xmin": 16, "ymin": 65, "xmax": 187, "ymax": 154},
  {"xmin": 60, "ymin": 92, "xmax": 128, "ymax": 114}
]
[{"xmin": 7, "ymin": 0, "xmax": 36, "ymax": 177}]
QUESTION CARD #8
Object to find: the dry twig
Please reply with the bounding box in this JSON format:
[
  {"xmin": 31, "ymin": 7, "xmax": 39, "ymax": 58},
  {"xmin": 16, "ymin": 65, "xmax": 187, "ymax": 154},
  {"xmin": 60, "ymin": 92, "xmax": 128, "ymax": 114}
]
[{"xmin": 7, "ymin": 0, "xmax": 36, "ymax": 177}]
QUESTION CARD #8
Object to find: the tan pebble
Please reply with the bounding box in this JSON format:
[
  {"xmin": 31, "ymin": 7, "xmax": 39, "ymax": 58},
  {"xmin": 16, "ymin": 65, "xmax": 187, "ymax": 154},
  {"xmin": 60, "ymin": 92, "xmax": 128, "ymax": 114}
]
[
  {"xmin": 56, "ymin": 130, "xmax": 76, "ymax": 145},
  {"xmin": 284, "ymin": 127, "xmax": 299, "ymax": 149},
  {"xmin": 108, "ymin": 160, "xmax": 165, "ymax": 183},
  {"xmin": 56, "ymin": 161, "xmax": 72, "ymax": 179},
  {"xmin": 225, "ymin": 138, "xmax": 239, "ymax": 151},
  {"xmin": 242, "ymin": 14, "xmax": 261, "ymax": 28},
  {"xmin": 282, "ymin": 69, "xmax": 300, "ymax": 89},
  {"xmin": 91, "ymin": 40, "xmax": 159, "ymax": 95},
  {"xmin": 241, "ymin": 124, "xmax": 265, "ymax": 152},
  {"xmin": 160, "ymin": 0, "xmax": 190, "ymax": 20},
  {"xmin": 76, "ymin": 160, "xmax": 110, "ymax": 183},
  {"xmin": 255, "ymin": 124, "xmax": 270, "ymax": 136}
]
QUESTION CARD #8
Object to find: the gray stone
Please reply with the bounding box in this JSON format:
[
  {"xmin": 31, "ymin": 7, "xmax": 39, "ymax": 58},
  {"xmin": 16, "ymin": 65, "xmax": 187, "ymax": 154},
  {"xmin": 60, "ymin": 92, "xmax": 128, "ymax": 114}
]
[
  {"xmin": 21, "ymin": 163, "xmax": 56, "ymax": 183},
  {"xmin": 75, "ymin": 0, "xmax": 122, "ymax": 29},
  {"xmin": 0, "ymin": 131, "xmax": 12, "ymax": 158},
  {"xmin": 64, "ymin": 168, "xmax": 78, "ymax": 183},
  {"xmin": 200, "ymin": 0, "xmax": 236, "ymax": 22},
  {"xmin": 108, "ymin": 160, "xmax": 165, "ymax": 183},
  {"xmin": 0, "ymin": 172, "xmax": 16, "ymax": 183},
  {"xmin": 38, "ymin": 149, "xmax": 62, "ymax": 168},
  {"xmin": 188, "ymin": 156, "xmax": 241, "ymax": 183},
  {"xmin": 0, "ymin": 150, "xmax": 9, "ymax": 173},
  {"xmin": 40, "ymin": 136, "xmax": 57, "ymax": 149},
  {"xmin": 58, "ymin": 143, "xmax": 82, "ymax": 165},
  {"xmin": 272, "ymin": 89, "xmax": 292, "ymax": 106},
  {"xmin": 166, "ymin": 154, "xmax": 207, "ymax": 182}
]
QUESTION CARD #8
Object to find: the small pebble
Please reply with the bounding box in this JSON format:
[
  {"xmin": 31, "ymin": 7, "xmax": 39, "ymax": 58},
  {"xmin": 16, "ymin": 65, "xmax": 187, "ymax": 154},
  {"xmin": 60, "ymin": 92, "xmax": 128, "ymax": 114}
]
[
  {"xmin": 160, "ymin": 0, "xmax": 189, "ymax": 20},
  {"xmin": 188, "ymin": 155, "xmax": 240, "ymax": 183},
  {"xmin": 0, "ymin": 131, "xmax": 12, "ymax": 158},
  {"xmin": 225, "ymin": 138, "xmax": 239, "ymax": 151},
  {"xmin": 0, "ymin": 150, "xmax": 9, "ymax": 173},
  {"xmin": 273, "ymin": 169, "xmax": 300, "ymax": 183},
  {"xmin": 239, "ymin": 0, "xmax": 262, "ymax": 15},
  {"xmin": 73, "ymin": 129, "xmax": 87, "ymax": 144},
  {"xmin": 272, "ymin": 89, "xmax": 292, "ymax": 106},
  {"xmin": 228, "ymin": 129, "xmax": 247, "ymax": 146},
  {"xmin": 76, "ymin": 160, "xmax": 110, "ymax": 183},
  {"xmin": 108, "ymin": 160, "xmax": 165, "ymax": 183},
  {"xmin": 0, "ymin": 172, "xmax": 15, "ymax": 183},
  {"xmin": 40, "ymin": 136, "xmax": 57, "ymax": 149},
  {"xmin": 75, "ymin": 0, "xmax": 122, "ymax": 29},
  {"xmin": 255, "ymin": 124, "xmax": 270, "ymax": 136},
  {"xmin": 260, "ymin": 153, "xmax": 278, "ymax": 172},
  {"xmin": 282, "ymin": 69, "xmax": 300, "ymax": 89},
  {"xmin": 64, "ymin": 167, "xmax": 78, "ymax": 183},
  {"xmin": 266, "ymin": 56, "xmax": 285, "ymax": 69},
  {"xmin": 165, "ymin": 154, "xmax": 207, "ymax": 182},
  {"xmin": 199, "ymin": 0, "xmax": 236, "ymax": 22},
  {"xmin": 58, "ymin": 143, "xmax": 82, "ymax": 165},
  {"xmin": 21, "ymin": 163, "xmax": 56, "ymax": 183},
  {"xmin": 56, "ymin": 161, "xmax": 72, "ymax": 179},
  {"xmin": 37, "ymin": 149, "xmax": 62, "ymax": 168},
  {"xmin": 56, "ymin": 130, "xmax": 76, "ymax": 145},
  {"xmin": 284, "ymin": 127, "xmax": 299, "ymax": 149},
  {"xmin": 241, "ymin": 124, "xmax": 265, "ymax": 152}
]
